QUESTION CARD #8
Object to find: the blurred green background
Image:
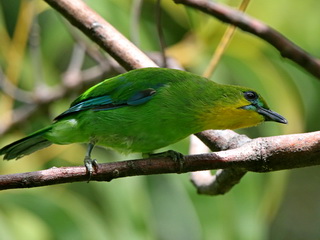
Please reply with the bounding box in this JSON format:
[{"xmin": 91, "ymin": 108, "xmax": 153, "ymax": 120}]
[{"xmin": 0, "ymin": 0, "xmax": 320, "ymax": 239}]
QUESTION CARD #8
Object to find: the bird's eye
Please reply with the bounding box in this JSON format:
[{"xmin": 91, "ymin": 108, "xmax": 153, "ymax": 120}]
[{"xmin": 244, "ymin": 91, "xmax": 258, "ymax": 101}]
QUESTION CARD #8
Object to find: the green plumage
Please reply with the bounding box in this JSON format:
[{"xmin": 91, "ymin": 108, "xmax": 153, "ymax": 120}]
[
  {"xmin": 0, "ymin": 127, "xmax": 52, "ymax": 160},
  {"xmin": 0, "ymin": 68, "xmax": 287, "ymax": 164}
]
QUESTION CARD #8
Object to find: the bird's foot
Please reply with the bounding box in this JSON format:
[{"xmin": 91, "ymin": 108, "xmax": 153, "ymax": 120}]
[
  {"xmin": 84, "ymin": 156, "xmax": 99, "ymax": 182},
  {"xmin": 147, "ymin": 150, "xmax": 185, "ymax": 173}
]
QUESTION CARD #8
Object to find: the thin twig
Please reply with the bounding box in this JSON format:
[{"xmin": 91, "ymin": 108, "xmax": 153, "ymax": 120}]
[
  {"xmin": 0, "ymin": 67, "xmax": 34, "ymax": 103},
  {"xmin": 29, "ymin": 14, "xmax": 45, "ymax": 87},
  {"xmin": 203, "ymin": 0, "xmax": 250, "ymax": 78},
  {"xmin": 155, "ymin": 0, "xmax": 167, "ymax": 67},
  {"xmin": 63, "ymin": 43, "xmax": 86, "ymax": 87},
  {"xmin": 130, "ymin": 0, "xmax": 143, "ymax": 46},
  {"xmin": 174, "ymin": 0, "xmax": 320, "ymax": 79}
]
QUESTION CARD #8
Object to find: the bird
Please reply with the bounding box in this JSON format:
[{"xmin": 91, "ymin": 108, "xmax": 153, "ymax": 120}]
[{"xmin": 0, "ymin": 67, "xmax": 287, "ymax": 176}]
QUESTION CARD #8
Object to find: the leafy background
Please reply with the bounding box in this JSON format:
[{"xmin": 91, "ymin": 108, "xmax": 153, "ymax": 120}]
[{"xmin": 0, "ymin": 0, "xmax": 320, "ymax": 239}]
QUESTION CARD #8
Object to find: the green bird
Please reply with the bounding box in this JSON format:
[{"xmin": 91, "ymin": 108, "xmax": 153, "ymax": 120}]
[{"xmin": 0, "ymin": 68, "xmax": 287, "ymax": 175}]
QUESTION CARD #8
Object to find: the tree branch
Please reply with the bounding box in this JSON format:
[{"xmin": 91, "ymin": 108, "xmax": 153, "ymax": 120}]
[
  {"xmin": 44, "ymin": 0, "xmax": 157, "ymax": 70},
  {"xmin": 174, "ymin": 0, "xmax": 320, "ymax": 79},
  {"xmin": 0, "ymin": 131, "xmax": 319, "ymax": 191},
  {"xmin": 191, "ymin": 130, "xmax": 251, "ymax": 195}
]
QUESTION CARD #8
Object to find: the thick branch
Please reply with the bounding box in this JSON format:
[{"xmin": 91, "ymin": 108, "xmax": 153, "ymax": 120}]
[
  {"xmin": 174, "ymin": 0, "xmax": 320, "ymax": 79},
  {"xmin": 44, "ymin": 0, "xmax": 157, "ymax": 70},
  {"xmin": 0, "ymin": 131, "xmax": 319, "ymax": 191},
  {"xmin": 190, "ymin": 168, "xmax": 247, "ymax": 195},
  {"xmin": 195, "ymin": 130, "xmax": 251, "ymax": 151},
  {"xmin": 192, "ymin": 130, "xmax": 251, "ymax": 195}
]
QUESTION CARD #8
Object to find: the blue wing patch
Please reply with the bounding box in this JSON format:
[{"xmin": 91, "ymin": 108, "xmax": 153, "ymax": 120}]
[
  {"xmin": 54, "ymin": 88, "xmax": 156, "ymax": 120},
  {"xmin": 127, "ymin": 88, "xmax": 156, "ymax": 106},
  {"xmin": 54, "ymin": 95, "xmax": 113, "ymax": 120}
]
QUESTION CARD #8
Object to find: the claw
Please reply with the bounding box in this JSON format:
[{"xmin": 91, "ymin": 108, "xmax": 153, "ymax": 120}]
[
  {"xmin": 84, "ymin": 142, "xmax": 98, "ymax": 182},
  {"xmin": 84, "ymin": 156, "xmax": 99, "ymax": 180},
  {"xmin": 147, "ymin": 150, "xmax": 184, "ymax": 173}
]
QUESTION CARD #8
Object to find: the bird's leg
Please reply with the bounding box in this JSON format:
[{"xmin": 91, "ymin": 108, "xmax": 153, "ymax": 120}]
[
  {"xmin": 84, "ymin": 142, "xmax": 98, "ymax": 180},
  {"xmin": 146, "ymin": 150, "xmax": 185, "ymax": 173}
]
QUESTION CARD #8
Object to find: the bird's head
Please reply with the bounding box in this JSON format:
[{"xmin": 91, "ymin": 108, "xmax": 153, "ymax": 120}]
[
  {"xmin": 198, "ymin": 85, "xmax": 287, "ymax": 130},
  {"xmin": 239, "ymin": 90, "xmax": 287, "ymax": 124}
]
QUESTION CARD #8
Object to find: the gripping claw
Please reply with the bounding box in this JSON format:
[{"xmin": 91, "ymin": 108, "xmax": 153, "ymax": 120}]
[
  {"xmin": 84, "ymin": 142, "xmax": 98, "ymax": 182},
  {"xmin": 147, "ymin": 150, "xmax": 185, "ymax": 173},
  {"xmin": 84, "ymin": 156, "xmax": 99, "ymax": 181}
]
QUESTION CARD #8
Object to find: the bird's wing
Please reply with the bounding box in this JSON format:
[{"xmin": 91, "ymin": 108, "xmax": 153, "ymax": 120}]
[
  {"xmin": 54, "ymin": 87, "xmax": 159, "ymax": 120},
  {"xmin": 54, "ymin": 74, "xmax": 164, "ymax": 120},
  {"xmin": 54, "ymin": 68, "xmax": 191, "ymax": 120}
]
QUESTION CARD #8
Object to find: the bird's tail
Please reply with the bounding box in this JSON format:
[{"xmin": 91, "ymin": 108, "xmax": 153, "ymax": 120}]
[{"xmin": 0, "ymin": 126, "xmax": 53, "ymax": 160}]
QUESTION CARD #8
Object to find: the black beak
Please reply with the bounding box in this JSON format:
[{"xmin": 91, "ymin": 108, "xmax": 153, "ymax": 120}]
[{"xmin": 257, "ymin": 107, "xmax": 288, "ymax": 124}]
